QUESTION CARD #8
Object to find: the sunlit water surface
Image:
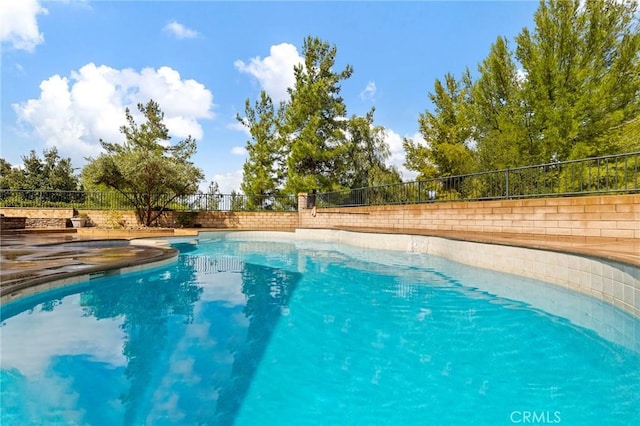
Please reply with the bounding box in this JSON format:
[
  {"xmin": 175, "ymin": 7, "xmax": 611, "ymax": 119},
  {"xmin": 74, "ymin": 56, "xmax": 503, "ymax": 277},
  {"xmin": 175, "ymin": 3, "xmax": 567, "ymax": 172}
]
[{"xmin": 1, "ymin": 238, "xmax": 639, "ymax": 425}]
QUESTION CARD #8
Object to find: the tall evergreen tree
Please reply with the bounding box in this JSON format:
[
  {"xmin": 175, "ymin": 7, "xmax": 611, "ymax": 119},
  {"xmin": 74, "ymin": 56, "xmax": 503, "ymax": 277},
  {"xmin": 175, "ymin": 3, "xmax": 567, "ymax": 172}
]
[
  {"xmin": 572, "ymin": 0, "xmax": 640, "ymax": 157},
  {"xmin": 240, "ymin": 36, "xmax": 400, "ymax": 194},
  {"xmin": 515, "ymin": 0, "xmax": 640, "ymax": 161},
  {"xmin": 43, "ymin": 148, "xmax": 79, "ymax": 191},
  {"xmin": 344, "ymin": 108, "xmax": 401, "ymax": 188},
  {"xmin": 472, "ymin": 36, "xmax": 529, "ymax": 170},
  {"xmin": 406, "ymin": 0, "xmax": 640, "ymax": 181},
  {"xmin": 0, "ymin": 147, "xmax": 79, "ymax": 191},
  {"xmin": 516, "ymin": 0, "xmax": 583, "ymax": 162},
  {"xmin": 238, "ymin": 91, "xmax": 285, "ymax": 197},
  {"xmin": 0, "ymin": 159, "xmax": 12, "ymax": 190},
  {"xmin": 283, "ymin": 36, "xmax": 354, "ymax": 194},
  {"xmin": 404, "ymin": 71, "xmax": 476, "ymax": 180}
]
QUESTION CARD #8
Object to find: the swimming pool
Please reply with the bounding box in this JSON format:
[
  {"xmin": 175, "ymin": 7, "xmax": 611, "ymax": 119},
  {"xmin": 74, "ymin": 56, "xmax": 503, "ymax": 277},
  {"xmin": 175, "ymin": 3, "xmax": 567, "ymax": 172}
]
[{"xmin": 1, "ymin": 235, "xmax": 639, "ymax": 425}]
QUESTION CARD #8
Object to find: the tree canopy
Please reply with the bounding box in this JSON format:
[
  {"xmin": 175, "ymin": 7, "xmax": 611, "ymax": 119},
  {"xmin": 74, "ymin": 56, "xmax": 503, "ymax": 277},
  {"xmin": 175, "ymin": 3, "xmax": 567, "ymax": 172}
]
[
  {"xmin": 82, "ymin": 100, "xmax": 204, "ymax": 226},
  {"xmin": 516, "ymin": 0, "xmax": 640, "ymax": 160},
  {"xmin": 238, "ymin": 90, "xmax": 285, "ymax": 197},
  {"xmin": 240, "ymin": 36, "xmax": 401, "ymax": 196},
  {"xmin": 0, "ymin": 147, "xmax": 79, "ymax": 192},
  {"xmin": 405, "ymin": 0, "xmax": 640, "ymax": 178},
  {"xmin": 6, "ymin": 1, "xmax": 640, "ymax": 201},
  {"xmin": 282, "ymin": 36, "xmax": 354, "ymax": 194},
  {"xmin": 404, "ymin": 71, "xmax": 476, "ymax": 180},
  {"xmin": 343, "ymin": 108, "xmax": 401, "ymax": 188}
]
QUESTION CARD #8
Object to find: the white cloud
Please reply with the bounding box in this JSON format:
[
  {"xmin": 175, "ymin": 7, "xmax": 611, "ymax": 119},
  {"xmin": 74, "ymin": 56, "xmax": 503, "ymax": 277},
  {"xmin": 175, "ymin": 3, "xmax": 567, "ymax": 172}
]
[
  {"xmin": 515, "ymin": 68, "xmax": 527, "ymax": 85},
  {"xmin": 12, "ymin": 62, "xmax": 214, "ymax": 165},
  {"xmin": 1, "ymin": 298, "xmax": 126, "ymax": 376},
  {"xmin": 383, "ymin": 128, "xmax": 421, "ymax": 181},
  {"xmin": 578, "ymin": 0, "xmax": 639, "ymax": 13},
  {"xmin": 234, "ymin": 43, "xmax": 304, "ymax": 103},
  {"xmin": 163, "ymin": 21, "xmax": 198, "ymax": 39},
  {"xmin": 0, "ymin": 0, "xmax": 47, "ymax": 52},
  {"xmin": 227, "ymin": 118, "xmax": 251, "ymax": 137},
  {"xmin": 198, "ymin": 270, "xmax": 247, "ymax": 305},
  {"xmin": 231, "ymin": 146, "xmax": 247, "ymax": 156},
  {"xmin": 359, "ymin": 81, "xmax": 377, "ymax": 101},
  {"xmin": 212, "ymin": 169, "xmax": 243, "ymax": 193}
]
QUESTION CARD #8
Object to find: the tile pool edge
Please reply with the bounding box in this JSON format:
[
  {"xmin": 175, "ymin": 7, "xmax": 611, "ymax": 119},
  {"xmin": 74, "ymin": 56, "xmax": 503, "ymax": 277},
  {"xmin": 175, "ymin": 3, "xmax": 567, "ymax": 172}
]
[
  {"xmin": 290, "ymin": 228, "xmax": 640, "ymax": 318},
  {"xmin": 189, "ymin": 229, "xmax": 639, "ymax": 318}
]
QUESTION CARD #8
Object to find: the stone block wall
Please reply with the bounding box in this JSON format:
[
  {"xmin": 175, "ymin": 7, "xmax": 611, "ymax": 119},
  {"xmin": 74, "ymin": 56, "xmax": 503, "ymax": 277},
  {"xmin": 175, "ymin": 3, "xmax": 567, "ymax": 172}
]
[
  {"xmin": 76, "ymin": 210, "xmax": 139, "ymax": 228},
  {"xmin": 0, "ymin": 216, "xmax": 26, "ymax": 230},
  {"xmin": 74, "ymin": 210, "xmax": 299, "ymax": 230},
  {"xmin": 0, "ymin": 208, "xmax": 74, "ymax": 229},
  {"xmin": 194, "ymin": 211, "xmax": 298, "ymax": 230},
  {"xmin": 0, "ymin": 208, "xmax": 74, "ymax": 219},
  {"xmin": 1, "ymin": 194, "xmax": 638, "ymax": 238},
  {"xmin": 26, "ymin": 218, "xmax": 68, "ymax": 228},
  {"xmin": 299, "ymin": 193, "xmax": 640, "ymax": 240}
]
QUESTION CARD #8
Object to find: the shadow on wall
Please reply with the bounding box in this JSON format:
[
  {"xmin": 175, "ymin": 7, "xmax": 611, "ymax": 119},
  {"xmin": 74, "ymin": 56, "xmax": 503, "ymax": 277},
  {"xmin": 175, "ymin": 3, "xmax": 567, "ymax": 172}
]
[{"xmin": 0, "ymin": 214, "xmax": 26, "ymax": 230}]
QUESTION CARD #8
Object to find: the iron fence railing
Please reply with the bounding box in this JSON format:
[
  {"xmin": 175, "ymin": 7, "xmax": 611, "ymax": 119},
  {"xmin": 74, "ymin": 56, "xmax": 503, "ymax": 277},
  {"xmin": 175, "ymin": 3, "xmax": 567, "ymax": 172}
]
[
  {"xmin": 2, "ymin": 152, "xmax": 638, "ymax": 211},
  {"xmin": 316, "ymin": 151, "xmax": 640, "ymax": 208},
  {"xmin": 0, "ymin": 190, "xmax": 298, "ymax": 212}
]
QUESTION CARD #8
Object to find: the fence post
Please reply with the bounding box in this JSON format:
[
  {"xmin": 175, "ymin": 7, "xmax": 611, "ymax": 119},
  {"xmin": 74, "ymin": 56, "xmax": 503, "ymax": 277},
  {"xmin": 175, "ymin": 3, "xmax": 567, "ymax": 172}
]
[
  {"xmin": 505, "ymin": 168, "xmax": 510, "ymax": 200},
  {"xmin": 306, "ymin": 189, "xmax": 317, "ymax": 208}
]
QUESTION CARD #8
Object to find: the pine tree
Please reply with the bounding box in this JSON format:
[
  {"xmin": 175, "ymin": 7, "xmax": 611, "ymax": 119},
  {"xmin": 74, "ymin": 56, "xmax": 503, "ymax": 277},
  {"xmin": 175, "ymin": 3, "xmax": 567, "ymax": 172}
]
[
  {"xmin": 238, "ymin": 90, "xmax": 285, "ymax": 199},
  {"xmin": 344, "ymin": 108, "xmax": 401, "ymax": 188},
  {"xmin": 404, "ymin": 71, "xmax": 476, "ymax": 180},
  {"xmin": 472, "ymin": 36, "xmax": 530, "ymax": 170},
  {"xmin": 283, "ymin": 36, "xmax": 353, "ymax": 194},
  {"xmin": 515, "ymin": 0, "xmax": 640, "ymax": 161},
  {"xmin": 0, "ymin": 147, "xmax": 79, "ymax": 192}
]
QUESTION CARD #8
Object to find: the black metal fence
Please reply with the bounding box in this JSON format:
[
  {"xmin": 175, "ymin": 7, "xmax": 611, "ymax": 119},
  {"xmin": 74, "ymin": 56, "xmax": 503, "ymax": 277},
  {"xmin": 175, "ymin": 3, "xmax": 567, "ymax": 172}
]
[
  {"xmin": 0, "ymin": 190, "xmax": 298, "ymax": 212},
  {"xmin": 2, "ymin": 152, "xmax": 638, "ymax": 211},
  {"xmin": 316, "ymin": 151, "xmax": 640, "ymax": 208}
]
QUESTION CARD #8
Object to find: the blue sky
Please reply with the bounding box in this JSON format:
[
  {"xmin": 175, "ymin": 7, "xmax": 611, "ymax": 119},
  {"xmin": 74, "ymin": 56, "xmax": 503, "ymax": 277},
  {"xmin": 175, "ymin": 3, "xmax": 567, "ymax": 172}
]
[{"xmin": 1, "ymin": 0, "xmax": 539, "ymax": 192}]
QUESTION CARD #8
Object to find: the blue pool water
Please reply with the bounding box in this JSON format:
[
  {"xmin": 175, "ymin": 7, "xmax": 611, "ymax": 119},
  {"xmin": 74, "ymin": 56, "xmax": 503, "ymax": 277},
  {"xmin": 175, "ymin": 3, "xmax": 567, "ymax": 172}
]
[{"xmin": 1, "ymin": 237, "xmax": 639, "ymax": 425}]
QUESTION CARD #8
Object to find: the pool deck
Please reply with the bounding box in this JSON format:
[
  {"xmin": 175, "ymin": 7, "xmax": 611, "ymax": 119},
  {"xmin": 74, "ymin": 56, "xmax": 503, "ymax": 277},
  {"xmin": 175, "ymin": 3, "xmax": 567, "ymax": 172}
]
[
  {"xmin": 0, "ymin": 228, "xmax": 178, "ymax": 300},
  {"xmin": 1, "ymin": 227, "xmax": 638, "ymax": 303}
]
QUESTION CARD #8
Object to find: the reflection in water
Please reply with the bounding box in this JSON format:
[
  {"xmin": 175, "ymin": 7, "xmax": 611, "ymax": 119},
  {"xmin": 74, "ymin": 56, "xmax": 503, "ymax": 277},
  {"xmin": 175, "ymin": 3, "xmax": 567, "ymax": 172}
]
[
  {"xmin": 214, "ymin": 265, "xmax": 298, "ymax": 425},
  {"xmin": 1, "ymin": 249, "xmax": 300, "ymax": 425},
  {"xmin": 2, "ymin": 239, "xmax": 638, "ymax": 425},
  {"xmin": 80, "ymin": 256, "xmax": 203, "ymax": 425}
]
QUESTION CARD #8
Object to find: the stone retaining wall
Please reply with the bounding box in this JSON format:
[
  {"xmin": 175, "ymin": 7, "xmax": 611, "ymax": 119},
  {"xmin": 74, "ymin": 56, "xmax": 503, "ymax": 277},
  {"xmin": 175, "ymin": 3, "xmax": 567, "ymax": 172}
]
[
  {"xmin": 26, "ymin": 218, "xmax": 68, "ymax": 228},
  {"xmin": 75, "ymin": 210, "xmax": 299, "ymax": 230},
  {"xmin": 300, "ymin": 193, "xmax": 640, "ymax": 240},
  {"xmin": 1, "ymin": 194, "xmax": 638, "ymax": 239},
  {"xmin": 0, "ymin": 208, "xmax": 73, "ymax": 229},
  {"xmin": 0, "ymin": 216, "xmax": 26, "ymax": 230},
  {"xmin": 0, "ymin": 208, "xmax": 74, "ymax": 220}
]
